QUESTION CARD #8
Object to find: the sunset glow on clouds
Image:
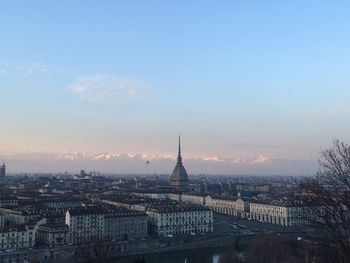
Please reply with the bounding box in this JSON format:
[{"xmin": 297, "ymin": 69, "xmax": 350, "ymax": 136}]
[{"xmin": 0, "ymin": 151, "xmax": 315, "ymax": 175}]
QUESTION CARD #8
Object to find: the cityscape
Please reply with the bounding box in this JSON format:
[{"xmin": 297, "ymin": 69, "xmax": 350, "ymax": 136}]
[
  {"xmin": 1, "ymin": 1, "xmax": 350, "ymax": 263},
  {"xmin": 0, "ymin": 138, "xmax": 348, "ymax": 262}
]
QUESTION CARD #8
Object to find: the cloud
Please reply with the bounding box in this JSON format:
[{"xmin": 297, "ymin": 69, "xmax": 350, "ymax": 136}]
[
  {"xmin": 70, "ymin": 74, "xmax": 149, "ymax": 104},
  {"xmin": 249, "ymin": 154, "xmax": 271, "ymax": 164},
  {"xmin": 202, "ymin": 156, "xmax": 224, "ymax": 162},
  {"xmin": 17, "ymin": 62, "xmax": 47, "ymax": 77},
  {"xmin": 5, "ymin": 151, "xmax": 271, "ymax": 166},
  {"xmin": 224, "ymin": 155, "xmax": 271, "ymax": 165},
  {"xmin": 301, "ymin": 105, "xmax": 350, "ymax": 119}
]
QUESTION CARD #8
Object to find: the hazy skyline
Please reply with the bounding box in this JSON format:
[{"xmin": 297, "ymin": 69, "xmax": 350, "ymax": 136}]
[{"xmin": 1, "ymin": 1, "xmax": 350, "ymax": 174}]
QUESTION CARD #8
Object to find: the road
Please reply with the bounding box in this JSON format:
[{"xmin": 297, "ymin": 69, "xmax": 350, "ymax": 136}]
[{"xmin": 213, "ymin": 214, "xmax": 310, "ymax": 238}]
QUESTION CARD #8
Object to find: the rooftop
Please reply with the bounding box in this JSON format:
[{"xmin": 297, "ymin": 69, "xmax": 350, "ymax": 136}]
[{"xmin": 148, "ymin": 200, "xmax": 210, "ymax": 213}]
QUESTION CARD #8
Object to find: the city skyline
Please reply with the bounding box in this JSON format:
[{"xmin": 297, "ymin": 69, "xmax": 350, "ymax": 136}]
[
  {"xmin": 0, "ymin": 139, "xmax": 317, "ymax": 175},
  {"xmin": 1, "ymin": 1, "xmax": 350, "ymax": 174}
]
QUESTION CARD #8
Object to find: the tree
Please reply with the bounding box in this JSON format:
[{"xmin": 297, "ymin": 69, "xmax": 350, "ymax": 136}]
[
  {"xmin": 219, "ymin": 235, "xmax": 305, "ymax": 263},
  {"xmin": 298, "ymin": 139, "xmax": 350, "ymax": 262},
  {"xmin": 218, "ymin": 245, "xmax": 242, "ymax": 263},
  {"xmin": 75, "ymin": 238, "xmax": 117, "ymax": 263},
  {"xmin": 244, "ymin": 235, "xmax": 304, "ymax": 263}
]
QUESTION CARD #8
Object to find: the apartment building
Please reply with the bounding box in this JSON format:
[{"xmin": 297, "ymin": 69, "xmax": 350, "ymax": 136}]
[
  {"xmin": 65, "ymin": 206, "xmax": 148, "ymax": 244},
  {"xmin": 104, "ymin": 208, "xmax": 148, "ymax": 241},
  {"xmin": 181, "ymin": 194, "xmax": 206, "ymax": 206},
  {"xmin": 65, "ymin": 207, "xmax": 105, "ymax": 244},
  {"xmin": 37, "ymin": 224, "xmax": 69, "ymax": 246},
  {"xmin": 205, "ymin": 196, "xmax": 249, "ymax": 218},
  {"xmin": 146, "ymin": 200, "xmax": 213, "ymax": 237},
  {"xmin": 0, "ymin": 222, "xmax": 36, "ymax": 250},
  {"xmin": 249, "ymin": 201, "xmax": 309, "ymax": 226}
]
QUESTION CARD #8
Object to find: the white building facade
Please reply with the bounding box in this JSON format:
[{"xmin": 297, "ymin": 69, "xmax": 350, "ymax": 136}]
[
  {"xmin": 249, "ymin": 202, "xmax": 309, "ymax": 226},
  {"xmin": 205, "ymin": 197, "xmax": 249, "ymax": 218},
  {"xmin": 65, "ymin": 207, "xmax": 105, "ymax": 244},
  {"xmin": 146, "ymin": 203, "xmax": 213, "ymax": 237},
  {"xmin": 0, "ymin": 223, "xmax": 36, "ymax": 250}
]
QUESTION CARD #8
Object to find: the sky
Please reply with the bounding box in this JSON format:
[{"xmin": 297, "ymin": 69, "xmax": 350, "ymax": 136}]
[{"xmin": 1, "ymin": 1, "xmax": 350, "ymax": 175}]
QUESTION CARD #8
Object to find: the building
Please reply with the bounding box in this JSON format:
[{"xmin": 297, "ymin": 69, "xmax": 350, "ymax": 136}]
[
  {"xmin": 0, "ymin": 207, "xmax": 41, "ymax": 225},
  {"xmin": 169, "ymin": 137, "xmax": 189, "ymax": 191},
  {"xmin": 0, "ymin": 196, "xmax": 18, "ymax": 208},
  {"xmin": 181, "ymin": 194, "xmax": 206, "ymax": 206},
  {"xmin": 40, "ymin": 197, "xmax": 87, "ymax": 209},
  {"xmin": 37, "ymin": 224, "xmax": 69, "ymax": 246},
  {"xmin": 65, "ymin": 207, "xmax": 105, "ymax": 244},
  {"xmin": 102, "ymin": 194, "xmax": 146, "ymax": 211},
  {"xmin": 167, "ymin": 193, "xmax": 181, "ymax": 202},
  {"xmin": 146, "ymin": 200, "xmax": 213, "ymax": 237},
  {"xmin": 0, "ymin": 163, "xmax": 5, "ymax": 177},
  {"xmin": 205, "ymin": 196, "xmax": 250, "ymax": 218},
  {"xmin": 0, "ymin": 213, "xmax": 4, "ymax": 228},
  {"xmin": 65, "ymin": 206, "xmax": 148, "ymax": 244},
  {"xmin": 249, "ymin": 201, "xmax": 309, "ymax": 226},
  {"xmin": 133, "ymin": 191, "xmax": 169, "ymax": 200},
  {"xmin": 0, "ymin": 222, "xmax": 36, "ymax": 250},
  {"xmin": 104, "ymin": 207, "xmax": 148, "ymax": 241}
]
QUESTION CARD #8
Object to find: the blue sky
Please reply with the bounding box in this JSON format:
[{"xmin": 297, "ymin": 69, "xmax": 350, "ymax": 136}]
[{"xmin": 1, "ymin": 1, "xmax": 350, "ymax": 174}]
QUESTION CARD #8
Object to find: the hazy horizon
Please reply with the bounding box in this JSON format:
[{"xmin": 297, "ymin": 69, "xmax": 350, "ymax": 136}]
[{"xmin": 0, "ymin": 150, "xmax": 317, "ymax": 176}]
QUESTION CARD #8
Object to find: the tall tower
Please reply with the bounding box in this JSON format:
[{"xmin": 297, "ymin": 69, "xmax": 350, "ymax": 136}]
[
  {"xmin": 169, "ymin": 136, "xmax": 189, "ymax": 191},
  {"xmin": 0, "ymin": 163, "xmax": 5, "ymax": 177}
]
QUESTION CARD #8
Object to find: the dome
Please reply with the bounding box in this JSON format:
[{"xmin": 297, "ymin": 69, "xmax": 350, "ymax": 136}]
[{"xmin": 170, "ymin": 162, "xmax": 188, "ymax": 183}]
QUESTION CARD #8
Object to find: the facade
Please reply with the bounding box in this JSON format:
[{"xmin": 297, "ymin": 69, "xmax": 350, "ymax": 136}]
[
  {"xmin": 169, "ymin": 137, "xmax": 189, "ymax": 191},
  {"xmin": 133, "ymin": 192, "xmax": 169, "ymax": 200},
  {"xmin": 181, "ymin": 194, "xmax": 206, "ymax": 206},
  {"xmin": 205, "ymin": 196, "xmax": 249, "ymax": 218},
  {"xmin": 167, "ymin": 193, "xmax": 181, "ymax": 202},
  {"xmin": 102, "ymin": 195, "xmax": 146, "ymax": 211},
  {"xmin": 0, "ymin": 223, "xmax": 36, "ymax": 250},
  {"xmin": 146, "ymin": 201, "xmax": 213, "ymax": 237},
  {"xmin": 65, "ymin": 207, "xmax": 105, "ymax": 244},
  {"xmin": 0, "ymin": 207, "xmax": 41, "ymax": 225},
  {"xmin": 0, "ymin": 196, "xmax": 17, "ymax": 208},
  {"xmin": 37, "ymin": 224, "xmax": 69, "ymax": 246},
  {"xmin": 66, "ymin": 206, "xmax": 148, "ymax": 244},
  {"xmin": 249, "ymin": 201, "xmax": 309, "ymax": 226},
  {"xmin": 0, "ymin": 163, "xmax": 5, "ymax": 177},
  {"xmin": 0, "ymin": 213, "xmax": 4, "ymax": 228},
  {"xmin": 104, "ymin": 209, "xmax": 148, "ymax": 241},
  {"xmin": 133, "ymin": 192, "xmax": 252, "ymax": 220},
  {"xmin": 41, "ymin": 197, "xmax": 86, "ymax": 209}
]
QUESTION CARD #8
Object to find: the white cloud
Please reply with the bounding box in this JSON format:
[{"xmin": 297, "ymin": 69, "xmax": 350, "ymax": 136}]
[
  {"xmin": 202, "ymin": 156, "xmax": 224, "ymax": 162},
  {"xmin": 50, "ymin": 151, "xmax": 271, "ymax": 165},
  {"xmin": 249, "ymin": 155, "xmax": 271, "ymax": 165},
  {"xmin": 0, "ymin": 152, "xmax": 315, "ymax": 175},
  {"xmin": 70, "ymin": 74, "xmax": 149, "ymax": 103},
  {"xmin": 17, "ymin": 62, "xmax": 47, "ymax": 77},
  {"xmin": 127, "ymin": 153, "xmax": 136, "ymax": 158}
]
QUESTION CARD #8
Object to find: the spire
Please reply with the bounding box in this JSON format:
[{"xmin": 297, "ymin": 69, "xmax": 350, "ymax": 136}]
[{"xmin": 177, "ymin": 135, "xmax": 182, "ymax": 163}]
